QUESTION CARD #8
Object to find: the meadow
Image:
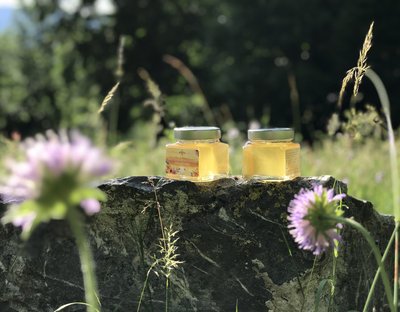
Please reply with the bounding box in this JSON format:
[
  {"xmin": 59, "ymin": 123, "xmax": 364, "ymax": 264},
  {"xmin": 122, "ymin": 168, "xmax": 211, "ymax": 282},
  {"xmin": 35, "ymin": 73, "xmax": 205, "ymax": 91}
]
[{"xmin": 2, "ymin": 120, "xmax": 393, "ymax": 213}]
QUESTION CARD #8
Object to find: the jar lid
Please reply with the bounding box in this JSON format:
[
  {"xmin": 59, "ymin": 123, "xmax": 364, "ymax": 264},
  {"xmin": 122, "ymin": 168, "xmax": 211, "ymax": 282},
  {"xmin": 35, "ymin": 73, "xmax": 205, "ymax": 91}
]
[
  {"xmin": 248, "ymin": 128, "xmax": 294, "ymax": 141},
  {"xmin": 174, "ymin": 126, "xmax": 221, "ymax": 140}
]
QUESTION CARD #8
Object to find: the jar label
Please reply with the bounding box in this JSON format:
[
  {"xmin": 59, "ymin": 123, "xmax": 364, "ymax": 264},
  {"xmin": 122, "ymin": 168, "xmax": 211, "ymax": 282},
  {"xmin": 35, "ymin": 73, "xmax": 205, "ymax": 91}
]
[{"xmin": 166, "ymin": 148, "xmax": 199, "ymax": 177}]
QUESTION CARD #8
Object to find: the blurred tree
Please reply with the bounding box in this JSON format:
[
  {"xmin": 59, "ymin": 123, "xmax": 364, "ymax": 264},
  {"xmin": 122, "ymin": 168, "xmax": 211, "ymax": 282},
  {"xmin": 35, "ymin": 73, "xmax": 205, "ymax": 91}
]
[
  {"xmin": 0, "ymin": 1, "xmax": 104, "ymax": 137},
  {"xmin": 1, "ymin": 0, "xmax": 400, "ymax": 141}
]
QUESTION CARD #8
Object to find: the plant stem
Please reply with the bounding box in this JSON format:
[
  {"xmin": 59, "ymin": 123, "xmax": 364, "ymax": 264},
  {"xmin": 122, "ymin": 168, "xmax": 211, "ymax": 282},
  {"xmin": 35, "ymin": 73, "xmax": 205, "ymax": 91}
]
[
  {"xmin": 136, "ymin": 263, "xmax": 157, "ymax": 312},
  {"xmin": 165, "ymin": 277, "xmax": 169, "ymax": 312},
  {"xmin": 395, "ymin": 226, "xmax": 399, "ymax": 310},
  {"xmin": 149, "ymin": 179, "xmax": 166, "ymax": 246},
  {"xmin": 328, "ymin": 249, "xmax": 338, "ymax": 311},
  {"xmin": 67, "ymin": 207, "xmax": 100, "ymax": 312},
  {"xmin": 329, "ymin": 216, "xmax": 394, "ymax": 312},
  {"xmin": 363, "ymin": 223, "xmax": 397, "ymax": 312}
]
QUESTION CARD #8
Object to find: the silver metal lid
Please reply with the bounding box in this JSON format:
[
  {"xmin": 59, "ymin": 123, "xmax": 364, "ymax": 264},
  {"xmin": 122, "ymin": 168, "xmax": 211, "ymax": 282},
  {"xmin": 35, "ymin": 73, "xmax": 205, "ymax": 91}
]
[
  {"xmin": 248, "ymin": 128, "xmax": 294, "ymax": 141},
  {"xmin": 174, "ymin": 126, "xmax": 221, "ymax": 140}
]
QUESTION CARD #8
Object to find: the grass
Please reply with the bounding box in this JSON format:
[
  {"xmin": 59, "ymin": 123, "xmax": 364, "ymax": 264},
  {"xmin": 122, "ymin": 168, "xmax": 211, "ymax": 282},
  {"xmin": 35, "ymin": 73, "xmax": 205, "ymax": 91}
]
[{"xmin": 302, "ymin": 135, "xmax": 398, "ymax": 215}]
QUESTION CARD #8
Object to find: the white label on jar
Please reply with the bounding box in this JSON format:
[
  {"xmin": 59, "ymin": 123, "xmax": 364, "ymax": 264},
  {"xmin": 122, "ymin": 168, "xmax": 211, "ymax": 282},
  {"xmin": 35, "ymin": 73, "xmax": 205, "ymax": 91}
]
[{"xmin": 166, "ymin": 148, "xmax": 199, "ymax": 177}]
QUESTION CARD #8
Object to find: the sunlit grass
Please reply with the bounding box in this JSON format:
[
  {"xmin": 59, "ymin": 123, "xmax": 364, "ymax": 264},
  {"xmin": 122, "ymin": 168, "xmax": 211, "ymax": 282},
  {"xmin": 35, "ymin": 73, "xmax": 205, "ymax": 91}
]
[{"xmin": 301, "ymin": 135, "xmax": 398, "ymax": 215}]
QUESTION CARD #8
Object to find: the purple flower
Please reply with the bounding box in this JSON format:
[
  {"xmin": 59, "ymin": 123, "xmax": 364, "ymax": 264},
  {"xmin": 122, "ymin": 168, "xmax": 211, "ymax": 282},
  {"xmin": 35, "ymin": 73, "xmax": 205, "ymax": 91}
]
[
  {"xmin": 0, "ymin": 130, "xmax": 112, "ymax": 236},
  {"xmin": 287, "ymin": 185, "xmax": 345, "ymax": 255},
  {"xmin": 80, "ymin": 199, "xmax": 101, "ymax": 215}
]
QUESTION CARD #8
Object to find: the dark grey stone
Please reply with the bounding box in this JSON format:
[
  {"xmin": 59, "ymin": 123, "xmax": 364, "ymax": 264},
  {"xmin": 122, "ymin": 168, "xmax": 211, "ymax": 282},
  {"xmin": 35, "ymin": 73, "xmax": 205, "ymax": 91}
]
[{"xmin": 0, "ymin": 176, "xmax": 394, "ymax": 311}]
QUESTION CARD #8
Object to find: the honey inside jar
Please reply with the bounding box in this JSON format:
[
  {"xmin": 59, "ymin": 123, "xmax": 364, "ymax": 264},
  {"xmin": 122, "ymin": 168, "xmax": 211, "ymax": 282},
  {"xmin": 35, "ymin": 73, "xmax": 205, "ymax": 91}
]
[
  {"xmin": 242, "ymin": 128, "xmax": 300, "ymax": 180},
  {"xmin": 166, "ymin": 127, "xmax": 229, "ymax": 182}
]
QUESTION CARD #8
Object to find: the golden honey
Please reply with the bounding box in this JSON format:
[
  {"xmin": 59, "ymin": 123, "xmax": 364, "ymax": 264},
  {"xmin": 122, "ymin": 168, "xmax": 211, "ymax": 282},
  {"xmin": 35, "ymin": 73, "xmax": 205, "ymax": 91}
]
[
  {"xmin": 242, "ymin": 128, "xmax": 300, "ymax": 180},
  {"xmin": 166, "ymin": 127, "xmax": 229, "ymax": 181}
]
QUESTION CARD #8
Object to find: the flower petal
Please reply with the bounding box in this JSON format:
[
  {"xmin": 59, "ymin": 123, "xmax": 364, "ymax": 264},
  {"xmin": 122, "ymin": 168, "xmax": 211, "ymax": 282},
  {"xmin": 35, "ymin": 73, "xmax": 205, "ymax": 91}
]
[{"xmin": 80, "ymin": 199, "xmax": 101, "ymax": 215}]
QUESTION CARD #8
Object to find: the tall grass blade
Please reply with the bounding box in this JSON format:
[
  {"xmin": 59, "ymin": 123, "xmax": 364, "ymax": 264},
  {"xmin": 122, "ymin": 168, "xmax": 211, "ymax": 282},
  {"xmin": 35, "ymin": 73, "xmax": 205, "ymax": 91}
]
[
  {"xmin": 364, "ymin": 69, "xmax": 400, "ymax": 220},
  {"xmin": 338, "ymin": 22, "xmax": 374, "ymax": 106},
  {"xmin": 98, "ymin": 82, "xmax": 120, "ymax": 114},
  {"xmin": 54, "ymin": 302, "xmax": 100, "ymax": 312},
  {"xmin": 329, "ymin": 216, "xmax": 395, "ymax": 311},
  {"xmin": 314, "ymin": 279, "xmax": 332, "ymax": 312},
  {"xmin": 365, "ymin": 69, "xmax": 399, "ymax": 310},
  {"xmin": 163, "ymin": 54, "xmax": 216, "ymax": 125},
  {"xmin": 363, "ymin": 223, "xmax": 398, "ymax": 312}
]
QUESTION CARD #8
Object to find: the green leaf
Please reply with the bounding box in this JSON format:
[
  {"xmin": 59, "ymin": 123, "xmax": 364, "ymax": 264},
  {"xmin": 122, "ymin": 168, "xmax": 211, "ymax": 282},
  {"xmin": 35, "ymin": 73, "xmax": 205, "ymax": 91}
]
[
  {"xmin": 44, "ymin": 201, "xmax": 68, "ymax": 220},
  {"xmin": 21, "ymin": 217, "xmax": 42, "ymax": 241},
  {"xmin": 1, "ymin": 201, "xmax": 36, "ymax": 225},
  {"xmin": 15, "ymin": 200, "xmax": 39, "ymax": 214},
  {"xmin": 54, "ymin": 302, "xmax": 100, "ymax": 312},
  {"xmin": 333, "ymin": 239, "xmax": 339, "ymax": 258},
  {"xmin": 7, "ymin": 202, "xmax": 42, "ymax": 240},
  {"xmin": 314, "ymin": 279, "xmax": 333, "ymax": 312},
  {"xmin": 69, "ymin": 188, "xmax": 107, "ymax": 205}
]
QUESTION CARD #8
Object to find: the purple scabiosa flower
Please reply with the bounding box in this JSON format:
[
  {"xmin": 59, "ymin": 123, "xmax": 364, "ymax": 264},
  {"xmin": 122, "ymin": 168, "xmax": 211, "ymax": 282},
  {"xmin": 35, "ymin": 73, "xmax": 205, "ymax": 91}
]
[
  {"xmin": 287, "ymin": 185, "xmax": 346, "ymax": 255},
  {"xmin": 0, "ymin": 130, "xmax": 112, "ymax": 238}
]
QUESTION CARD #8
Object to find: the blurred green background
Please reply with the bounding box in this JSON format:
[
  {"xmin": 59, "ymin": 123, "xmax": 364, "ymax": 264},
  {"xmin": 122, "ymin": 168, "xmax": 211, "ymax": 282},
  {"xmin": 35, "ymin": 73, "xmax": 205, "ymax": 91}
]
[{"xmin": 1, "ymin": 0, "xmax": 400, "ymax": 214}]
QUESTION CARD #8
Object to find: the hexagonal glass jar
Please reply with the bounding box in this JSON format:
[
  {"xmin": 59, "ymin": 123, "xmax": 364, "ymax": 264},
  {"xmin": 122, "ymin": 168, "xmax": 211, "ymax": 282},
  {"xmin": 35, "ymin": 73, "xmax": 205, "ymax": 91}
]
[
  {"xmin": 166, "ymin": 127, "xmax": 229, "ymax": 182},
  {"xmin": 242, "ymin": 128, "xmax": 300, "ymax": 180}
]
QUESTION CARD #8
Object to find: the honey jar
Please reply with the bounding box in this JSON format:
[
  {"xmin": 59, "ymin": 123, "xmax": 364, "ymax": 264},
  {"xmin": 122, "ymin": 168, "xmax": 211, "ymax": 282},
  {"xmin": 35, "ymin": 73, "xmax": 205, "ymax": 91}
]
[
  {"xmin": 242, "ymin": 128, "xmax": 300, "ymax": 180},
  {"xmin": 166, "ymin": 127, "xmax": 229, "ymax": 181}
]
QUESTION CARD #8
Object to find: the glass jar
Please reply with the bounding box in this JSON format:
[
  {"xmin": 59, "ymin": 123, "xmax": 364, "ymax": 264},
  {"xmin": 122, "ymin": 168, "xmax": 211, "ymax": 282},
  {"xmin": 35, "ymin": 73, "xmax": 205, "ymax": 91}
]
[
  {"xmin": 166, "ymin": 127, "xmax": 229, "ymax": 182},
  {"xmin": 242, "ymin": 128, "xmax": 300, "ymax": 180}
]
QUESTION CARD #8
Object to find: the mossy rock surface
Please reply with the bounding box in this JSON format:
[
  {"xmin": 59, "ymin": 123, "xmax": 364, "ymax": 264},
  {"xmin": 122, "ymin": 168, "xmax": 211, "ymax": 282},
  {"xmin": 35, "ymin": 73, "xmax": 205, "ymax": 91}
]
[{"xmin": 0, "ymin": 176, "xmax": 394, "ymax": 311}]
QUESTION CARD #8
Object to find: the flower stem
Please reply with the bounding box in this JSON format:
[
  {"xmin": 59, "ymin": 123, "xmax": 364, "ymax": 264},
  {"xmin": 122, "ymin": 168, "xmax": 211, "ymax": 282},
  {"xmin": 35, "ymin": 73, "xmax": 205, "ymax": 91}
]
[
  {"xmin": 395, "ymin": 225, "xmax": 399, "ymax": 310},
  {"xmin": 363, "ymin": 223, "xmax": 397, "ymax": 312},
  {"xmin": 328, "ymin": 249, "xmax": 338, "ymax": 311},
  {"xmin": 67, "ymin": 207, "xmax": 100, "ymax": 312},
  {"xmin": 329, "ymin": 216, "xmax": 394, "ymax": 312}
]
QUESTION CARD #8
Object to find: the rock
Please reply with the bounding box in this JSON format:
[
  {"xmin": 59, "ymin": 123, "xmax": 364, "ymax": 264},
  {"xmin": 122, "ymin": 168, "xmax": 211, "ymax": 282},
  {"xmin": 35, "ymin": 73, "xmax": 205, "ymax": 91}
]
[{"xmin": 0, "ymin": 176, "xmax": 395, "ymax": 312}]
